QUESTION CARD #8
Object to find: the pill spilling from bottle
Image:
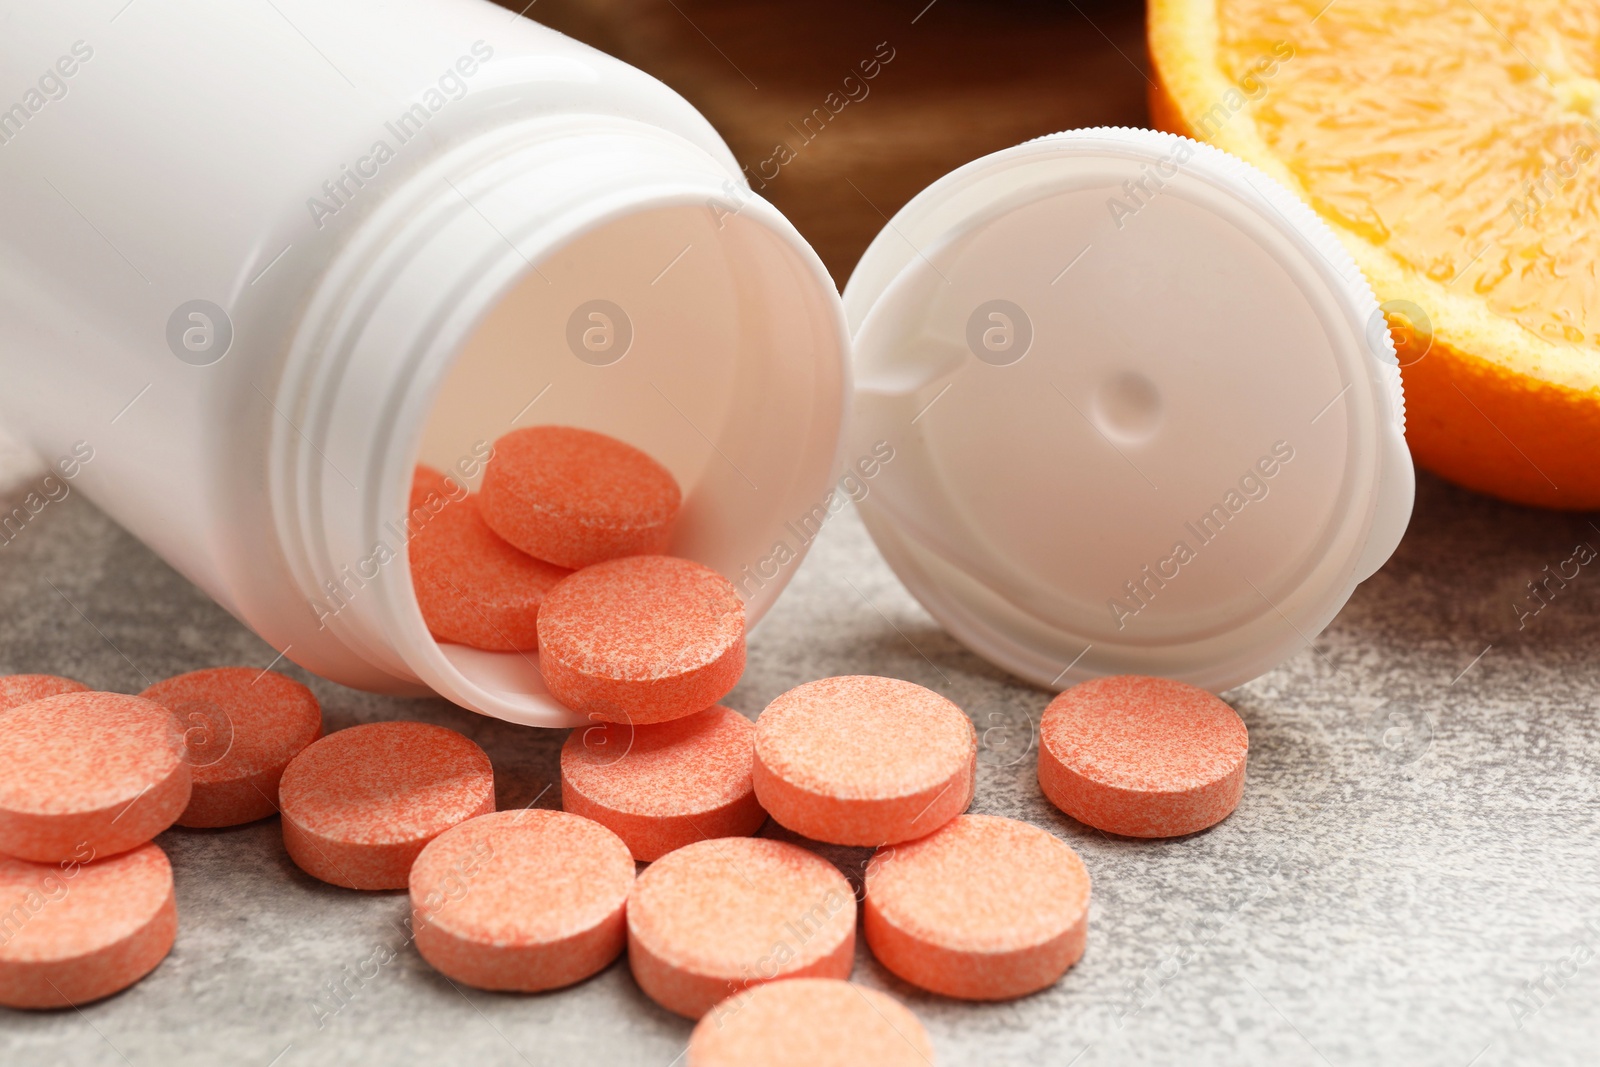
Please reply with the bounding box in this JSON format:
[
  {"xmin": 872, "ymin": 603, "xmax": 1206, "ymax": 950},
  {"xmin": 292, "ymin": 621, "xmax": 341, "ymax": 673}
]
[{"xmin": 0, "ymin": 427, "xmax": 1252, "ymax": 1062}]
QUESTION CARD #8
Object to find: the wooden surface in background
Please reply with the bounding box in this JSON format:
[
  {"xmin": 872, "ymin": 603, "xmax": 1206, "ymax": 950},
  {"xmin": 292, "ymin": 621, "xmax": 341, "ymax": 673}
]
[{"xmin": 517, "ymin": 0, "xmax": 1151, "ymax": 284}]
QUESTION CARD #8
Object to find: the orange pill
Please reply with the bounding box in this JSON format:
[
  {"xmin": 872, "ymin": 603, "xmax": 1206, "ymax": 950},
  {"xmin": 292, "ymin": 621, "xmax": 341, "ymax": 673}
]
[
  {"xmin": 0, "ymin": 842, "xmax": 177, "ymax": 1009},
  {"xmin": 691, "ymin": 979, "xmax": 936, "ymax": 1067},
  {"xmin": 752, "ymin": 676, "xmax": 976, "ymax": 846},
  {"xmin": 864, "ymin": 814, "xmax": 1090, "ymax": 1000},
  {"xmin": 1038, "ymin": 675, "xmax": 1249, "ymax": 838},
  {"xmin": 138, "ymin": 668, "xmax": 324, "ymax": 829},
  {"xmin": 560, "ymin": 706, "xmax": 766, "ymax": 861},
  {"xmin": 409, "ymin": 460, "xmax": 460, "ymax": 511},
  {"xmin": 627, "ymin": 837, "xmax": 855, "ymax": 1018},
  {"xmin": 0, "ymin": 692, "xmax": 190, "ymax": 863},
  {"xmin": 410, "ymin": 809, "xmax": 633, "ymax": 992},
  {"xmin": 409, "ymin": 488, "xmax": 570, "ymax": 653},
  {"xmin": 537, "ymin": 556, "xmax": 745, "ymax": 725},
  {"xmin": 480, "ymin": 425, "xmax": 682, "ymax": 570},
  {"xmin": 0, "ymin": 674, "xmax": 89, "ymax": 713},
  {"xmin": 278, "ymin": 722, "xmax": 495, "ymax": 890}
]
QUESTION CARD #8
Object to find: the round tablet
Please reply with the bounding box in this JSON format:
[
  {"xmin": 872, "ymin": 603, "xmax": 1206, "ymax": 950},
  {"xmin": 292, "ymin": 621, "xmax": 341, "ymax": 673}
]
[
  {"xmin": 410, "ymin": 809, "xmax": 634, "ymax": 992},
  {"xmin": 537, "ymin": 556, "xmax": 745, "ymax": 725},
  {"xmin": 0, "ymin": 843, "xmax": 177, "ymax": 1009},
  {"xmin": 0, "ymin": 692, "xmax": 191, "ymax": 863},
  {"xmin": 690, "ymin": 979, "xmax": 936, "ymax": 1067},
  {"xmin": 561, "ymin": 706, "xmax": 766, "ymax": 861},
  {"xmin": 627, "ymin": 837, "xmax": 855, "ymax": 1018},
  {"xmin": 480, "ymin": 425, "xmax": 682, "ymax": 569},
  {"xmin": 864, "ymin": 814, "xmax": 1090, "ymax": 1000},
  {"xmin": 752, "ymin": 676, "xmax": 976, "ymax": 846},
  {"xmin": 279, "ymin": 722, "xmax": 495, "ymax": 890},
  {"xmin": 1038, "ymin": 675, "xmax": 1249, "ymax": 838},
  {"xmin": 0, "ymin": 674, "xmax": 89, "ymax": 713},
  {"xmin": 138, "ymin": 668, "xmax": 324, "ymax": 828},
  {"xmin": 410, "ymin": 491, "xmax": 570, "ymax": 652}
]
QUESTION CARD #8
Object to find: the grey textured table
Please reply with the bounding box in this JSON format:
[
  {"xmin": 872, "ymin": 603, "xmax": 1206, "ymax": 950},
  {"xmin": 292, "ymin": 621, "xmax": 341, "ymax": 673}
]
[{"xmin": 1, "ymin": 469, "xmax": 1598, "ymax": 1066}]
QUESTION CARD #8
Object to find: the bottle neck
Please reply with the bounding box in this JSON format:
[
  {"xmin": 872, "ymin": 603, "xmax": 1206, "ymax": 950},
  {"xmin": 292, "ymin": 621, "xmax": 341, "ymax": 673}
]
[{"xmin": 267, "ymin": 116, "xmax": 847, "ymax": 726}]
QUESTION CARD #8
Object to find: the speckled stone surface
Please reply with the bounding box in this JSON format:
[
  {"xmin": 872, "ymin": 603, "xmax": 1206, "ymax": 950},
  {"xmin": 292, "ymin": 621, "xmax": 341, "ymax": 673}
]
[{"xmin": 1, "ymin": 471, "xmax": 1598, "ymax": 1065}]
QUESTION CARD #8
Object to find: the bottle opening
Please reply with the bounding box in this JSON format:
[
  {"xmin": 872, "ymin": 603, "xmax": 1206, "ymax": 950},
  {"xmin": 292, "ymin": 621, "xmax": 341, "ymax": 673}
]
[{"xmin": 408, "ymin": 202, "xmax": 847, "ymax": 725}]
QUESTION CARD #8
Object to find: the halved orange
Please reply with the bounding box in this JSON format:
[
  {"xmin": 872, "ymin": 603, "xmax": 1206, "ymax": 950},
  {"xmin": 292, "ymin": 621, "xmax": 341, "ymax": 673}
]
[{"xmin": 1149, "ymin": 0, "xmax": 1600, "ymax": 509}]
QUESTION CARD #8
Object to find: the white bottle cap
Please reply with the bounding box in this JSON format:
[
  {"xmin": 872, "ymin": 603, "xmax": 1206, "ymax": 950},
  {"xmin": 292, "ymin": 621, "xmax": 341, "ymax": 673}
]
[{"xmin": 842, "ymin": 127, "xmax": 1413, "ymax": 693}]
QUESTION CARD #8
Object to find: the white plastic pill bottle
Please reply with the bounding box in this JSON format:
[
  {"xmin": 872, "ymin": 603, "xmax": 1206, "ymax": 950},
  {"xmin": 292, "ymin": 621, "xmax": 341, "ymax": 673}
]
[
  {"xmin": 0, "ymin": 3, "xmax": 1414, "ymax": 726},
  {"xmin": 0, "ymin": 0, "xmax": 849, "ymax": 725}
]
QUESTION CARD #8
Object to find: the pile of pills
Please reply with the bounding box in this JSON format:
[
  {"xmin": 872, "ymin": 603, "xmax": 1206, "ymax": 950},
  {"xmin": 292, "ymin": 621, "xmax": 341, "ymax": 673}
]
[
  {"xmin": 409, "ymin": 469, "xmax": 568, "ymax": 652},
  {"xmin": 0, "ymin": 424, "xmax": 1253, "ymax": 1064},
  {"xmin": 0, "ymin": 669, "xmax": 322, "ymax": 1008}
]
